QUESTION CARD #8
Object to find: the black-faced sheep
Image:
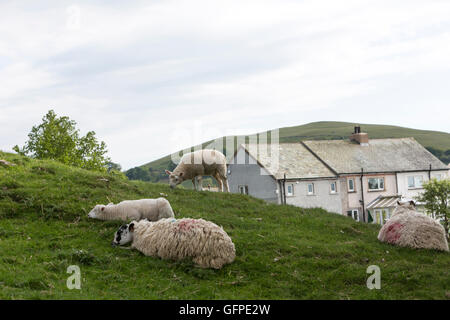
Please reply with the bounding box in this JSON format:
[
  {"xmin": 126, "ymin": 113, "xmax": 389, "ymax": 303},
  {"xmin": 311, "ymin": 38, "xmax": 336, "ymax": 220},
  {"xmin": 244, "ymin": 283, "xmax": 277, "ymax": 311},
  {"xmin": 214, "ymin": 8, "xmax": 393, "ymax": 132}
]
[
  {"xmin": 111, "ymin": 218, "xmax": 236, "ymax": 269},
  {"xmin": 377, "ymin": 201, "xmax": 449, "ymax": 252},
  {"xmin": 165, "ymin": 149, "xmax": 229, "ymax": 192},
  {"xmin": 88, "ymin": 198, "xmax": 174, "ymax": 222}
]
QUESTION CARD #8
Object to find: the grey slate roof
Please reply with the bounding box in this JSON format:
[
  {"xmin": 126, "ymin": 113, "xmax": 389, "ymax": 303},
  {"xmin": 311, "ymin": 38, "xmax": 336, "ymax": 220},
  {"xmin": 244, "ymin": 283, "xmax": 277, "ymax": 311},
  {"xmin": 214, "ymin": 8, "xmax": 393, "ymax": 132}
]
[
  {"xmin": 239, "ymin": 143, "xmax": 336, "ymax": 180},
  {"xmin": 302, "ymin": 137, "xmax": 448, "ymax": 174}
]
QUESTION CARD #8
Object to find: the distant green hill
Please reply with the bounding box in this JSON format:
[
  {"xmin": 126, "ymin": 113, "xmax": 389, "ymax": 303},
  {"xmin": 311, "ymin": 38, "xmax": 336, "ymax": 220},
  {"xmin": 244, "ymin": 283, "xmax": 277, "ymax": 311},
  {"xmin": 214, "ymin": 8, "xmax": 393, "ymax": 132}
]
[
  {"xmin": 0, "ymin": 150, "xmax": 449, "ymax": 299},
  {"xmin": 127, "ymin": 121, "xmax": 450, "ymax": 183}
]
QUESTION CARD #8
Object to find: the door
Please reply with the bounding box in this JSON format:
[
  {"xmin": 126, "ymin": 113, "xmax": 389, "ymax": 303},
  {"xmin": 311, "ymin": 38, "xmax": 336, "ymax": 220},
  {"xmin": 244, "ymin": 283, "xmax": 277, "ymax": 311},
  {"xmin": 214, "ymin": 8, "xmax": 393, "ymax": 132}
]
[{"xmin": 374, "ymin": 209, "xmax": 389, "ymax": 225}]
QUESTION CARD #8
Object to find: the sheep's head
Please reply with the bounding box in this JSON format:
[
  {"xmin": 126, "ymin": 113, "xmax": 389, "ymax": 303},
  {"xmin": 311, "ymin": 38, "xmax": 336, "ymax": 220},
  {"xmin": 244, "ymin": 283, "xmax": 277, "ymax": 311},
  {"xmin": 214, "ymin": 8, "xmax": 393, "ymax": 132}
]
[
  {"xmin": 88, "ymin": 204, "xmax": 106, "ymax": 219},
  {"xmin": 392, "ymin": 200, "xmax": 416, "ymax": 216},
  {"xmin": 111, "ymin": 222, "xmax": 135, "ymax": 247},
  {"xmin": 165, "ymin": 170, "xmax": 184, "ymax": 189}
]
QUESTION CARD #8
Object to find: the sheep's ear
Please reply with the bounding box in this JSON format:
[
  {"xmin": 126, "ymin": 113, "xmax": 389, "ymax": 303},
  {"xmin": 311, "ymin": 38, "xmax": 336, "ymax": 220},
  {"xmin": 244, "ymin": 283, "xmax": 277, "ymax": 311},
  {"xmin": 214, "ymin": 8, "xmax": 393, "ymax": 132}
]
[
  {"xmin": 128, "ymin": 223, "xmax": 135, "ymax": 232},
  {"xmin": 165, "ymin": 170, "xmax": 172, "ymax": 175},
  {"xmin": 410, "ymin": 200, "xmax": 415, "ymax": 206}
]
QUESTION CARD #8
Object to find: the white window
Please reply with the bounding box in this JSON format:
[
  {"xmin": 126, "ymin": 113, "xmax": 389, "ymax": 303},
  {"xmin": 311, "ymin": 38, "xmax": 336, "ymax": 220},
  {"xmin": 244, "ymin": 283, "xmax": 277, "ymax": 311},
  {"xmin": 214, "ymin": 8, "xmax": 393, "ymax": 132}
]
[
  {"xmin": 373, "ymin": 209, "xmax": 390, "ymax": 225},
  {"xmin": 348, "ymin": 178, "xmax": 355, "ymax": 192},
  {"xmin": 434, "ymin": 174, "xmax": 442, "ymax": 181},
  {"xmin": 407, "ymin": 175, "xmax": 423, "ymax": 189},
  {"xmin": 238, "ymin": 185, "xmax": 248, "ymax": 195},
  {"xmin": 330, "ymin": 181, "xmax": 337, "ymax": 193},
  {"xmin": 368, "ymin": 177, "xmax": 384, "ymax": 191},
  {"xmin": 307, "ymin": 183, "xmax": 314, "ymax": 195},
  {"xmin": 347, "ymin": 209, "xmax": 359, "ymax": 222},
  {"xmin": 287, "ymin": 184, "xmax": 294, "ymax": 196}
]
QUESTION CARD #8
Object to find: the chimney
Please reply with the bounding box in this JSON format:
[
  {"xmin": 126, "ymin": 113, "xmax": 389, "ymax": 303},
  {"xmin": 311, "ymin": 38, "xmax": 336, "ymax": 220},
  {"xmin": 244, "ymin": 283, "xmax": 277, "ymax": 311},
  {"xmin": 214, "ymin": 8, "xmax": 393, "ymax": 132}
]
[{"xmin": 350, "ymin": 126, "xmax": 369, "ymax": 145}]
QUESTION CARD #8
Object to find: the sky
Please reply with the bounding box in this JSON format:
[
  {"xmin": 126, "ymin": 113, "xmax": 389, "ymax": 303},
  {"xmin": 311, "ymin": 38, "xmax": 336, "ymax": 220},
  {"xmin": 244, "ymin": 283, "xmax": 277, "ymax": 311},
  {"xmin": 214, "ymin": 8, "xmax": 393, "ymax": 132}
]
[{"xmin": 0, "ymin": 0, "xmax": 449, "ymax": 170}]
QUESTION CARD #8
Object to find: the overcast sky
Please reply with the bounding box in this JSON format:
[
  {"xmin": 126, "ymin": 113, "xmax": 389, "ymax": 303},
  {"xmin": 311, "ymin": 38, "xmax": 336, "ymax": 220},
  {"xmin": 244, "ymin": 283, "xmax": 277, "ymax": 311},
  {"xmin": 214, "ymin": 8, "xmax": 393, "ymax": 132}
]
[{"xmin": 1, "ymin": 0, "xmax": 449, "ymax": 170}]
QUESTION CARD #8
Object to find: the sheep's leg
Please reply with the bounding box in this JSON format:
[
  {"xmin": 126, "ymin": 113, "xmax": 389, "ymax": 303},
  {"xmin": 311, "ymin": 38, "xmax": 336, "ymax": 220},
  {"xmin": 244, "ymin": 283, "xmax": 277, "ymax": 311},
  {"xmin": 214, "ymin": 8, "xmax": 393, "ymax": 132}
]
[
  {"xmin": 196, "ymin": 176, "xmax": 203, "ymax": 191},
  {"xmin": 222, "ymin": 177, "xmax": 230, "ymax": 193},
  {"xmin": 214, "ymin": 172, "xmax": 223, "ymax": 192},
  {"xmin": 192, "ymin": 178, "xmax": 196, "ymax": 190}
]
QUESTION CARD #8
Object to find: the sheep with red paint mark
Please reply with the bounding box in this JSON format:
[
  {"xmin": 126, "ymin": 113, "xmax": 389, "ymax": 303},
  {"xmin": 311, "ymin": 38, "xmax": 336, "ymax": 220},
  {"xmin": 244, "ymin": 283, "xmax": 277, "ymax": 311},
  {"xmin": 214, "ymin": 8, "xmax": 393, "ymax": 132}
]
[
  {"xmin": 111, "ymin": 218, "xmax": 236, "ymax": 269},
  {"xmin": 377, "ymin": 201, "xmax": 449, "ymax": 252}
]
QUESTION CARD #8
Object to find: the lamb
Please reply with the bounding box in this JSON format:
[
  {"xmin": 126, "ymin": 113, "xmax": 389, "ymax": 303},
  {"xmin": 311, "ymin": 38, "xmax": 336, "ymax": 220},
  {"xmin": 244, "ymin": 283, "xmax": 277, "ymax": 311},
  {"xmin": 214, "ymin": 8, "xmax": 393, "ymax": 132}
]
[
  {"xmin": 165, "ymin": 149, "xmax": 229, "ymax": 192},
  {"xmin": 88, "ymin": 198, "xmax": 174, "ymax": 222},
  {"xmin": 377, "ymin": 201, "xmax": 449, "ymax": 252},
  {"xmin": 111, "ymin": 218, "xmax": 236, "ymax": 269}
]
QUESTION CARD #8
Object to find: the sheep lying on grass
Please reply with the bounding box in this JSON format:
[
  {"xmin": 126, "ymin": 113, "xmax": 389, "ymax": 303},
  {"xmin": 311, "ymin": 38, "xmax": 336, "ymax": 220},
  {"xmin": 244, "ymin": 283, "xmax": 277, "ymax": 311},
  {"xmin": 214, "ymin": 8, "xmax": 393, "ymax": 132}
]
[
  {"xmin": 165, "ymin": 149, "xmax": 229, "ymax": 192},
  {"xmin": 111, "ymin": 218, "xmax": 236, "ymax": 269},
  {"xmin": 88, "ymin": 198, "xmax": 174, "ymax": 222},
  {"xmin": 378, "ymin": 201, "xmax": 449, "ymax": 252}
]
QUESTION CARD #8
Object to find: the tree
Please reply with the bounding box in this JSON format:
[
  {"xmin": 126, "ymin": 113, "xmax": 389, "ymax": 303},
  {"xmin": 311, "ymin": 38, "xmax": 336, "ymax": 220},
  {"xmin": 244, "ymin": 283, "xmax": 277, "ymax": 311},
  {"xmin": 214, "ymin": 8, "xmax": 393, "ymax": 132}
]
[
  {"xmin": 106, "ymin": 161, "xmax": 122, "ymax": 172},
  {"xmin": 13, "ymin": 110, "xmax": 110, "ymax": 171},
  {"xmin": 417, "ymin": 178, "xmax": 450, "ymax": 241},
  {"xmin": 126, "ymin": 167, "xmax": 151, "ymax": 181}
]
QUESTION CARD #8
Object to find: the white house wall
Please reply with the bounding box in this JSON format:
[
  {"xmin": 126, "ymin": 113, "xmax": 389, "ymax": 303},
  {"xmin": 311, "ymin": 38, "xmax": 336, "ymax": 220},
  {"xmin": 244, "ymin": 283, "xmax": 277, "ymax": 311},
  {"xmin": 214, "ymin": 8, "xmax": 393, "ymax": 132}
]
[
  {"xmin": 228, "ymin": 148, "xmax": 279, "ymax": 202},
  {"xmin": 284, "ymin": 179, "xmax": 342, "ymax": 214},
  {"xmin": 396, "ymin": 170, "xmax": 449, "ymax": 199}
]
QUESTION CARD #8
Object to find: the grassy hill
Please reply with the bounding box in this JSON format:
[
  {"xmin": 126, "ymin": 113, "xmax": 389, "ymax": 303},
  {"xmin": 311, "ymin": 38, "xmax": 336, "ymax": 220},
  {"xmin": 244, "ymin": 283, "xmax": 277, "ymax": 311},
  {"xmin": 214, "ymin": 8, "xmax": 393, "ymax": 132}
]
[
  {"xmin": 129, "ymin": 121, "xmax": 450, "ymax": 184},
  {"xmin": 1, "ymin": 151, "xmax": 449, "ymax": 299}
]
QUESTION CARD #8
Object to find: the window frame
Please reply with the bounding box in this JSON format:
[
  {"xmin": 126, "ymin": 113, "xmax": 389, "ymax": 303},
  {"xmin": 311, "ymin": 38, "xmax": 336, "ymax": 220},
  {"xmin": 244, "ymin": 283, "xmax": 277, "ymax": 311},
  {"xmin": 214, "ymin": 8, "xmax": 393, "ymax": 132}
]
[
  {"xmin": 368, "ymin": 177, "xmax": 385, "ymax": 191},
  {"xmin": 348, "ymin": 178, "xmax": 355, "ymax": 192},
  {"xmin": 238, "ymin": 185, "xmax": 249, "ymax": 195},
  {"xmin": 307, "ymin": 183, "xmax": 315, "ymax": 195},
  {"xmin": 407, "ymin": 175, "xmax": 423, "ymax": 189},
  {"xmin": 286, "ymin": 184, "xmax": 294, "ymax": 197},
  {"xmin": 373, "ymin": 208, "xmax": 390, "ymax": 225},
  {"xmin": 330, "ymin": 181, "xmax": 337, "ymax": 194},
  {"xmin": 352, "ymin": 209, "xmax": 359, "ymax": 222}
]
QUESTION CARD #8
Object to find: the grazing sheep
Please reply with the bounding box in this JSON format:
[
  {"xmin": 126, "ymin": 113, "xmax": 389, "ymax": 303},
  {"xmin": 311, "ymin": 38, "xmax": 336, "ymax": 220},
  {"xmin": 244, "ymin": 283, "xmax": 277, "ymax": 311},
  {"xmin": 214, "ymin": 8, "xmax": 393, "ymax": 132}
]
[
  {"xmin": 377, "ymin": 201, "xmax": 449, "ymax": 252},
  {"xmin": 88, "ymin": 198, "xmax": 174, "ymax": 222},
  {"xmin": 0, "ymin": 160, "xmax": 15, "ymax": 167},
  {"xmin": 165, "ymin": 149, "xmax": 229, "ymax": 192},
  {"xmin": 111, "ymin": 218, "xmax": 236, "ymax": 269}
]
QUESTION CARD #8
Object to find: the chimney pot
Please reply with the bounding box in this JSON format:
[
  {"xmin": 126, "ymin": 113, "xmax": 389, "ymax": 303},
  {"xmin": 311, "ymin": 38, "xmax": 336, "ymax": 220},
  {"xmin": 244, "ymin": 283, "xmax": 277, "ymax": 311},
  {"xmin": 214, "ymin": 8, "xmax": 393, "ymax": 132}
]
[{"xmin": 350, "ymin": 127, "xmax": 369, "ymax": 145}]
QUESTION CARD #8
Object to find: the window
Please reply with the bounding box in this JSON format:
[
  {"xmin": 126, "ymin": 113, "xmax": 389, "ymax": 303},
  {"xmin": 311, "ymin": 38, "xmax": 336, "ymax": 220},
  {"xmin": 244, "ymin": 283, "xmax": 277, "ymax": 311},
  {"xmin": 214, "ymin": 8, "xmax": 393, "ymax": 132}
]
[
  {"xmin": 307, "ymin": 183, "xmax": 314, "ymax": 195},
  {"xmin": 373, "ymin": 209, "xmax": 390, "ymax": 225},
  {"xmin": 347, "ymin": 209, "xmax": 359, "ymax": 222},
  {"xmin": 286, "ymin": 184, "xmax": 294, "ymax": 196},
  {"xmin": 238, "ymin": 185, "xmax": 248, "ymax": 195},
  {"xmin": 407, "ymin": 175, "xmax": 423, "ymax": 189},
  {"xmin": 330, "ymin": 181, "xmax": 337, "ymax": 193},
  {"xmin": 347, "ymin": 210, "xmax": 359, "ymax": 221},
  {"xmin": 348, "ymin": 178, "xmax": 355, "ymax": 192},
  {"xmin": 352, "ymin": 209, "xmax": 359, "ymax": 222},
  {"xmin": 435, "ymin": 174, "xmax": 442, "ymax": 181},
  {"xmin": 368, "ymin": 177, "xmax": 384, "ymax": 191}
]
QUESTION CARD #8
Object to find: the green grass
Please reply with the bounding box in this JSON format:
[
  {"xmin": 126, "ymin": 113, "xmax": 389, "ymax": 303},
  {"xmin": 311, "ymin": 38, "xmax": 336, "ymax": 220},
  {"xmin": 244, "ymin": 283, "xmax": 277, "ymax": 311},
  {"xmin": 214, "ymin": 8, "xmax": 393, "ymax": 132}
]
[
  {"xmin": 135, "ymin": 121, "xmax": 450, "ymax": 184},
  {"xmin": 1, "ymin": 151, "xmax": 449, "ymax": 299}
]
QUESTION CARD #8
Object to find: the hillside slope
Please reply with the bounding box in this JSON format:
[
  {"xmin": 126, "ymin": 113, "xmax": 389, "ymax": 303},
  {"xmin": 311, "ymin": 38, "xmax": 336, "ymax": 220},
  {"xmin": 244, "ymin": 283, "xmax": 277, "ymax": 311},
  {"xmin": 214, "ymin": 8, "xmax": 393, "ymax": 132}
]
[
  {"xmin": 129, "ymin": 121, "xmax": 450, "ymax": 183},
  {"xmin": 0, "ymin": 151, "xmax": 449, "ymax": 299}
]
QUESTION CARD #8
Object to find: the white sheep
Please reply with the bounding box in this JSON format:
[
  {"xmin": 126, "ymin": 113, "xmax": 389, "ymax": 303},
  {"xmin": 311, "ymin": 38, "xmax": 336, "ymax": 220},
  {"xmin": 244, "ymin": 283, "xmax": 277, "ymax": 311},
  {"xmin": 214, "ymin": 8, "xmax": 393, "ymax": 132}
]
[
  {"xmin": 377, "ymin": 201, "xmax": 449, "ymax": 252},
  {"xmin": 88, "ymin": 198, "xmax": 174, "ymax": 222},
  {"xmin": 165, "ymin": 149, "xmax": 229, "ymax": 192},
  {"xmin": 111, "ymin": 218, "xmax": 236, "ymax": 269}
]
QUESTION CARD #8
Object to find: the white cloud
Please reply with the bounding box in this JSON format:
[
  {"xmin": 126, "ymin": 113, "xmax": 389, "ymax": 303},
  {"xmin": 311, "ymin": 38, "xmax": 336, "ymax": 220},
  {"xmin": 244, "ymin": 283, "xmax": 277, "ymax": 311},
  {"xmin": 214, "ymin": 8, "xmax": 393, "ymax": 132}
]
[{"xmin": 0, "ymin": 0, "xmax": 449, "ymax": 169}]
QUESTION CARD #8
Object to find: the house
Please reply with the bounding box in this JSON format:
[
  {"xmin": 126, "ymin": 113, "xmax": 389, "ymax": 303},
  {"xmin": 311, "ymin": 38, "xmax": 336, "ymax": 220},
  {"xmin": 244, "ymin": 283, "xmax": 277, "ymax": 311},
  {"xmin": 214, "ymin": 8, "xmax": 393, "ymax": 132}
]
[
  {"xmin": 227, "ymin": 127, "xmax": 449, "ymax": 223},
  {"xmin": 227, "ymin": 142, "xmax": 341, "ymax": 213}
]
